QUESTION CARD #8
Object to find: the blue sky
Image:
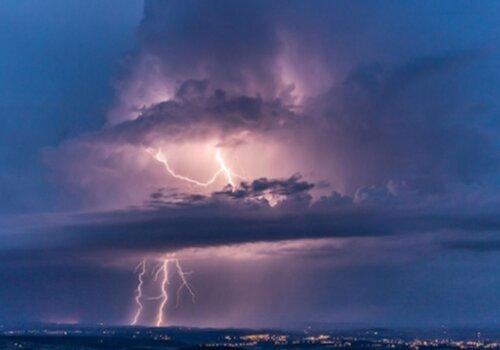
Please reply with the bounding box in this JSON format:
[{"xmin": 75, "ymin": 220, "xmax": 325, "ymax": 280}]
[{"xmin": 0, "ymin": 0, "xmax": 143, "ymax": 213}]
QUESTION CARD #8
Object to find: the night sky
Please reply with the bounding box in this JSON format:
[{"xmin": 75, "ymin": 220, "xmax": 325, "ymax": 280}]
[{"xmin": 0, "ymin": 0, "xmax": 499, "ymax": 328}]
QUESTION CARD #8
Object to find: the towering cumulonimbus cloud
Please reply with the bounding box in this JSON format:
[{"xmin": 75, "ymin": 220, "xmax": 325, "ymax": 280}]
[
  {"xmin": 108, "ymin": 0, "xmax": 332, "ymax": 125},
  {"xmin": 36, "ymin": 0, "xmax": 499, "ymax": 242},
  {"xmin": 1, "ymin": 0, "xmax": 500, "ymax": 327},
  {"xmin": 40, "ymin": 0, "xmax": 499, "ymax": 240}
]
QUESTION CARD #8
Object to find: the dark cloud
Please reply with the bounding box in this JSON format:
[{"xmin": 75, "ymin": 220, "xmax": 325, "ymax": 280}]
[
  {"xmin": 441, "ymin": 240, "xmax": 500, "ymax": 253},
  {"xmin": 43, "ymin": 0, "xmax": 500, "ymax": 212},
  {"xmin": 137, "ymin": 0, "xmax": 282, "ymax": 97},
  {"xmin": 38, "ymin": 43, "xmax": 500, "ymax": 264},
  {"xmin": 304, "ymin": 49, "xmax": 499, "ymax": 193},
  {"xmin": 47, "ymin": 48, "xmax": 499, "ymax": 213},
  {"xmin": 215, "ymin": 174, "xmax": 313, "ymax": 199},
  {"xmin": 102, "ymin": 80, "xmax": 298, "ymax": 145},
  {"xmin": 3, "ymin": 176, "xmax": 499, "ymax": 267}
]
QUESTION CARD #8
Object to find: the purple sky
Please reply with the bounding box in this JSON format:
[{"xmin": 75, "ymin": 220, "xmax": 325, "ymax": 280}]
[{"xmin": 0, "ymin": 0, "xmax": 499, "ymax": 328}]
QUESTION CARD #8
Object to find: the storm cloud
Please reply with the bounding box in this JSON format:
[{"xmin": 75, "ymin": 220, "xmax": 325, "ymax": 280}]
[
  {"xmin": 1, "ymin": 0, "xmax": 500, "ymax": 327},
  {"xmin": 15, "ymin": 0, "xmax": 500, "ymax": 272}
]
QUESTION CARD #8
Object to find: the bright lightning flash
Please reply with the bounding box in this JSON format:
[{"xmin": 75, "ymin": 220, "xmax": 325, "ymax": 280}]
[
  {"xmin": 131, "ymin": 260, "xmax": 146, "ymax": 325},
  {"xmin": 155, "ymin": 259, "xmax": 169, "ymax": 327},
  {"xmin": 215, "ymin": 149, "xmax": 235, "ymax": 187},
  {"xmin": 147, "ymin": 147, "xmax": 243, "ymax": 189},
  {"xmin": 130, "ymin": 257, "xmax": 195, "ymax": 327},
  {"xmin": 174, "ymin": 259, "xmax": 196, "ymax": 307}
]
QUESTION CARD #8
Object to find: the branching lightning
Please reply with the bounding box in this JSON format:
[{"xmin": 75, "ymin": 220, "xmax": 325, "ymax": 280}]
[
  {"xmin": 215, "ymin": 149, "xmax": 235, "ymax": 187},
  {"xmin": 131, "ymin": 146, "xmax": 243, "ymax": 326},
  {"xmin": 130, "ymin": 257, "xmax": 195, "ymax": 327},
  {"xmin": 147, "ymin": 147, "xmax": 244, "ymax": 189},
  {"xmin": 152, "ymin": 149, "xmax": 223, "ymax": 187},
  {"xmin": 174, "ymin": 259, "xmax": 196, "ymax": 307}
]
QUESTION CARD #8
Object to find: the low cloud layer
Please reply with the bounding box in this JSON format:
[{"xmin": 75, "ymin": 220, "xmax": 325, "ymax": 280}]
[{"xmin": 3, "ymin": 175, "xmax": 499, "ymax": 268}]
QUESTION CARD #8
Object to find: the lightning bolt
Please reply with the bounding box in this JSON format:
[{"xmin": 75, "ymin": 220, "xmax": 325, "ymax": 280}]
[
  {"xmin": 155, "ymin": 258, "xmax": 170, "ymax": 327},
  {"xmin": 147, "ymin": 147, "xmax": 244, "ymax": 189},
  {"xmin": 152, "ymin": 149, "xmax": 223, "ymax": 187},
  {"xmin": 131, "ymin": 260, "xmax": 146, "ymax": 325},
  {"xmin": 130, "ymin": 257, "xmax": 195, "ymax": 327},
  {"xmin": 215, "ymin": 148, "xmax": 235, "ymax": 188},
  {"xmin": 174, "ymin": 259, "xmax": 196, "ymax": 307}
]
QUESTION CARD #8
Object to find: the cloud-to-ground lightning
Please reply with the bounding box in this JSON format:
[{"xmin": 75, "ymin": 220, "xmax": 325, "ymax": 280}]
[
  {"xmin": 130, "ymin": 257, "xmax": 195, "ymax": 327},
  {"xmin": 132, "ymin": 146, "xmax": 235, "ymax": 326},
  {"xmin": 147, "ymin": 147, "xmax": 244, "ymax": 189},
  {"xmin": 155, "ymin": 258, "xmax": 170, "ymax": 327},
  {"xmin": 174, "ymin": 259, "xmax": 195, "ymax": 307},
  {"xmin": 131, "ymin": 260, "xmax": 146, "ymax": 325}
]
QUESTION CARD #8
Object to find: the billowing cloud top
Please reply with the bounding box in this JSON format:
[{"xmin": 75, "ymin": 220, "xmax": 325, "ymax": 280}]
[
  {"xmin": 32, "ymin": 0, "xmax": 500, "ymax": 255},
  {"xmin": 1, "ymin": 0, "xmax": 500, "ymax": 327}
]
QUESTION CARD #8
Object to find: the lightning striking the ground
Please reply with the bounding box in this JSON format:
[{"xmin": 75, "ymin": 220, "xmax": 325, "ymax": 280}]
[
  {"xmin": 130, "ymin": 257, "xmax": 195, "ymax": 327},
  {"xmin": 147, "ymin": 147, "xmax": 243, "ymax": 189},
  {"xmin": 131, "ymin": 260, "xmax": 146, "ymax": 325},
  {"xmin": 130, "ymin": 146, "xmax": 242, "ymax": 325},
  {"xmin": 155, "ymin": 259, "xmax": 170, "ymax": 327},
  {"xmin": 174, "ymin": 259, "xmax": 196, "ymax": 307}
]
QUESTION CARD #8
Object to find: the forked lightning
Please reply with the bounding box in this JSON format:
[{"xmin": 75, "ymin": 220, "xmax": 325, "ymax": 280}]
[
  {"xmin": 147, "ymin": 147, "xmax": 243, "ymax": 188},
  {"xmin": 130, "ymin": 257, "xmax": 195, "ymax": 326}
]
